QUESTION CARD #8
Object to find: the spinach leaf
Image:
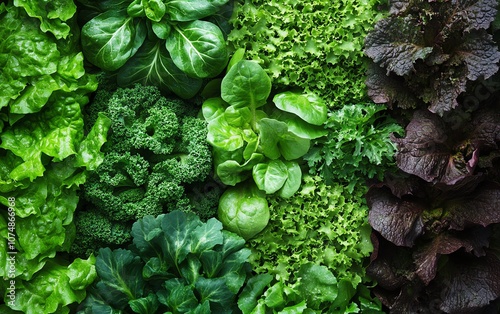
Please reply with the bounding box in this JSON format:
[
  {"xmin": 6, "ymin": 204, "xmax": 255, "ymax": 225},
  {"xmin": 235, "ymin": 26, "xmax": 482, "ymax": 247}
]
[
  {"xmin": 81, "ymin": 11, "xmax": 147, "ymax": 71},
  {"xmin": 167, "ymin": 20, "xmax": 229, "ymax": 79},
  {"xmin": 117, "ymin": 40, "xmax": 203, "ymax": 99}
]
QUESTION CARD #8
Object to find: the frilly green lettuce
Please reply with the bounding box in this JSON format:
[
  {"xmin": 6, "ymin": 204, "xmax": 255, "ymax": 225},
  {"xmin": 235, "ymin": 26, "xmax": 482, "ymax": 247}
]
[{"xmin": 227, "ymin": 0, "xmax": 386, "ymax": 106}]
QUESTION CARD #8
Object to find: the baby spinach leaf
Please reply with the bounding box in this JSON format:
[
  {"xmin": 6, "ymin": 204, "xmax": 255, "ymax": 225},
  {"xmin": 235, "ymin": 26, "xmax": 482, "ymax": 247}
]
[
  {"xmin": 218, "ymin": 183, "xmax": 270, "ymax": 240},
  {"xmin": 273, "ymin": 91, "xmax": 327, "ymax": 126},
  {"xmin": 221, "ymin": 60, "xmax": 271, "ymax": 109},
  {"xmin": 117, "ymin": 40, "xmax": 203, "ymax": 99},
  {"xmin": 81, "ymin": 11, "xmax": 147, "ymax": 71},
  {"xmin": 165, "ymin": 0, "xmax": 229, "ymax": 21},
  {"xmin": 278, "ymin": 161, "xmax": 302, "ymax": 198},
  {"xmin": 167, "ymin": 20, "xmax": 228, "ymax": 78},
  {"xmin": 253, "ymin": 160, "xmax": 288, "ymax": 194},
  {"xmin": 278, "ymin": 133, "xmax": 311, "ymax": 161},
  {"xmin": 217, "ymin": 153, "xmax": 264, "ymax": 186},
  {"xmin": 257, "ymin": 118, "xmax": 288, "ymax": 159}
]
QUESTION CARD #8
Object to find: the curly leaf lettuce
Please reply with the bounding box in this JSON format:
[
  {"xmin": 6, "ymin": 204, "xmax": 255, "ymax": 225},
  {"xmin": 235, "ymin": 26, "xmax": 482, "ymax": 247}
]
[
  {"xmin": 247, "ymin": 175, "xmax": 379, "ymax": 312},
  {"xmin": 227, "ymin": 0, "xmax": 386, "ymax": 106}
]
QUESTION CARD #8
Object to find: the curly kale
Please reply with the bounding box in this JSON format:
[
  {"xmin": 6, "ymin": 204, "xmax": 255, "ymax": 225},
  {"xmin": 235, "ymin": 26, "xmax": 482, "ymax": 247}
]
[{"xmin": 71, "ymin": 83, "xmax": 217, "ymax": 257}]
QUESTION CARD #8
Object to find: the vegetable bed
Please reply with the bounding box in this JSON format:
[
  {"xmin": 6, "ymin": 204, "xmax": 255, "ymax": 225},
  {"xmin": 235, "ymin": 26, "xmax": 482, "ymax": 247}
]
[{"xmin": 1, "ymin": 0, "xmax": 500, "ymax": 313}]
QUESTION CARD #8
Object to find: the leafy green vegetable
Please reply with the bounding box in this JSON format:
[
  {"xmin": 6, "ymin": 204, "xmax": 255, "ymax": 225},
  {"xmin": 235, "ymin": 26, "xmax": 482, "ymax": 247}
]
[
  {"xmin": 218, "ymin": 182, "xmax": 269, "ymax": 240},
  {"xmin": 247, "ymin": 175, "xmax": 380, "ymax": 312},
  {"xmin": 78, "ymin": 210, "xmax": 252, "ymax": 313},
  {"xmin": 77, "ymin": 0, "xmax": 230, "ymax": 98},
  {"xmin": 1, "ymin": 256, "xmax": 96, "ymax": 314},
  {"xmin": 203, "ymin": 59, "xmax": 327, "ymax": 196},
  {"xmin": 227, "ymin": 0, "xmax": 386, "ymax": 106},
  {"xmin": 305, "ymin": 103, "xmax": 403, "ymax": 191},
  {"xmin": 0, "ymin": 1, "xmax": 109, "ymax": 312},
  {"xmin": 71, "ymin": 83, "xmax": 215, "ymax": 256}
]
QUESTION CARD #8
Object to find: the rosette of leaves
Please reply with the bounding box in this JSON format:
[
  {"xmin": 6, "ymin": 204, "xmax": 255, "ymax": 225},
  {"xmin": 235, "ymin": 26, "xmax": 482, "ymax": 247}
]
[
  {"xmin": 202, "ymin": 58, "xmax": 327, "ymax": 196},
  {"xmin": 76, "ymin": 0, "xmax": 231, "ymax": 99},
  {"xmin": 77, "ymin": 210, "xmax": 252, "ymax": 313},
  {"xmin": 202, "ymin": 56, "xmax": 327, "ymax": 239},
  {"xmin": 364, "ymin": 0, "xmax": 500, "ymax": 115}
]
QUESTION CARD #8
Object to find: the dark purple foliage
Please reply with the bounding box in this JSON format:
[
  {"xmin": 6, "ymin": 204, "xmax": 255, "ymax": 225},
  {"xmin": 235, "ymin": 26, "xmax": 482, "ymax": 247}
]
[{"xmin": 365, "ymin": 0, "xmax": 500, "ymax": 115}]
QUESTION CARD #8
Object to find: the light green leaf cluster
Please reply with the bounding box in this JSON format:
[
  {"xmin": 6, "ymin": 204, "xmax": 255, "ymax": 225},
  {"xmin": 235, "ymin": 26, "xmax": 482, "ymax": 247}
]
[
  {"xmin": 305, "ymin": 103, "xmax": 403, "ymax": 191},
  {"xmin": 227, "ymin": 0, "xmax": 387, "ymax": 106},
  {"xmin": 0, "ymin": 2, "xmax": 109, "ymax": 312},
  {"xmin": 247, "ymin": 175, "xmax": 376, "ymax": 311},
  {"xmin": 0, "ymin": 256, "xmax": 96, "ymax": 314}
]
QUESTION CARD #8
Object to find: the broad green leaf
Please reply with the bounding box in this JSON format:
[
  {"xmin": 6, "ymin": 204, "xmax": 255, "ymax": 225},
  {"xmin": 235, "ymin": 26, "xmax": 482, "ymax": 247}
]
[
  {"xmin": 160, "ymin": 279, "xmax": 198, "ymax": 311},
  {"xmin": 202, "ymin": 97, "xmax": 226, "ymax": 123},
  {"xmin": 196, "ymin": 277, "xmax": 234, "ymax": 307},
  {"xmin": 13, "ymin": 0, "xmax": 76, "ymax": 39},
  {"xmin": 200, "ymin": 250, "xmax": 223, "ymax": 278},
  {"xmin": 117, "ymin": 40, "xmax": 203, "ymax": 99},
  {"xmin": 278, "ymin": 161, "xmax": 302, "ymax": 198},
  {"xmin": 279, "ymin": 300, "xmax": 308, "ymax": 314},
  {"xmin": 7, "ymin": 258, "xmax": 95, "ymax": 313},
  {"xmin": 16, "ymin": 187, "xmax": 78, "ymax": 260},
  {"xmin": 129, "ymin": 293, "xmax": 160, "ymax": 314},
  {"xmin": 161, "ymin": 211, "xmax": 202, "ymax": 265},
  {"xmin": 218, "ymin": 183, "xmax": 270, "ymax": 240},
  {"xmin": 225, "ymin": 106, "xmax": 252, "ymax": 127},
  {"xmin": 257, "ymin": 118, "xmax": 288, "ymax": 159},
  {"xmin": 81, "ymin": 11, "xmax": 147, "ymax": 71},
  {"xmin": 168, "ymin": 20, "xmax": 228, "ymax": 78},
  {"xmin": 191, "ymin": 300, "xmax": 211, "ymax": 314},
  {"xmin": 264, "ymin": 282, "xmax": 286, "ymax": 309},
  {"xmin": 180, "ymin": 255, "xmax": 202, "ymax": 285},
  {"xmin": 151, "ymin": 18, "xmax": 171, "ymax": 39},
  {"xmin": 278, "ymin": 133, "xmax": 311, "ymax": 161},
  {"xmin": 127, "ymin": 0, "xmax": 145, "ymax": 17},
  {"xmin": 191, "ymin": 218, "xmax": 224, "ymax": 254},
  {"xmin": 67, "ymin": 255, "xmax": 97, "ymax": 291},
  {"xmin": 75, "ymin": 113, "xmax": 111, "ymax": 171},
  {"xmin": 10, "ymin": 75, "xmax": 59, "ymax": 114},
  {"xmin": 217, "ymin": 153, "xmax": 264, "ymax": 186},
  {"xmin": 221, "ymin": 60, "xmax": 271, "ymax": 109},
  {"xmin": 207, "ymin": 115, "xmax": 244, "ymax": 151},
  {"xmin": 275, "ymin": 112, "xmax": 328, "ymax": 139},
  {"xmin": 217, "ymin": 248, "xmax": 251, "ymax": 293},
  {"xmin": 252, "ymin": 160, "xmax": 289, "ymax": 194},
  {"xmin": 297, "ymin": 263, "xmax": 338, "ymax": 309},
  {"xmin": 165, "ymin": 0, "xmax": 229, "ymax": 21},
  {"xmin": 142, "ymin": 0, "xmax": 166, "ymax": 22},
  {"xmin": 273, "ymin": 91, "xmax": 327, "ymax": 126},
  {"xmin": 238, "ymin": 273, "xmax": 273, "ymax": 314},
  {"xmin": 131, "ymin": 214, "xmax": 163, "ymax": 258},
  {"xmin": 227, "ymin": 48, "xmax": 246, "ymax": 72},
  {"xmin": 218, "ymin": 232, "xmax": 244, "ymax": 260},
  {"xmin": 94, "ymin": 248, "xmax": 145, "ymax": 307},
  {"xmin": 142, "ymin": 257, "xmax": 170, "ymax": 279}
]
